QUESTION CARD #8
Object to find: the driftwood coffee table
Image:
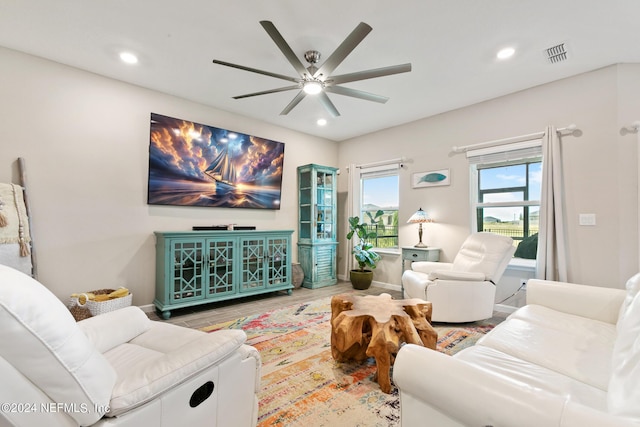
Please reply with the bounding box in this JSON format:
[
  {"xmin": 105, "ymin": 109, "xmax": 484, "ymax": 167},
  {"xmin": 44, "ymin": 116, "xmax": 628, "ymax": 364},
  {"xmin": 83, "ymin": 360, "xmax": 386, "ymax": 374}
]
[{"xmin": 330, "ymin": 293, "xmax": 437, "ymax": 393}]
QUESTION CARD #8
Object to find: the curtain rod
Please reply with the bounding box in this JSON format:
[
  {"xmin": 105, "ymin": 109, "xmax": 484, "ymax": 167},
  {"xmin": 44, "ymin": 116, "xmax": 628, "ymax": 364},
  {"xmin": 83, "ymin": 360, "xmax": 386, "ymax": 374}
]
[
  {"xmin": 451, "ymin": 124, "xmax": 578, "ymax": 154},
  {"xmin": 355, "ymin": 157, "xmax": 405, "ymax": 169}
]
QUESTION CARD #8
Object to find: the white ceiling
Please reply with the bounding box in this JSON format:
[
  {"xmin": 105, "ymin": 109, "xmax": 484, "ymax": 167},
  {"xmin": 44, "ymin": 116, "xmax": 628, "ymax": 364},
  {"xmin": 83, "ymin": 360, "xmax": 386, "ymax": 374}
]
[{"xmin": 1, "ymin": 1, "xmax": 639, "ymax": 141}]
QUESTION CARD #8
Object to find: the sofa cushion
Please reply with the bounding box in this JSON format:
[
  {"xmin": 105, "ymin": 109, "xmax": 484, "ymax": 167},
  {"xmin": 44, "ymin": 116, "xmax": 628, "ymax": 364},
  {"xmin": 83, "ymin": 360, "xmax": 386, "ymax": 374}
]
[
  {"xmin": 477, "ymin": 305, "xmax": 616, "ymax": 391},
  {"xmin": 608, "ymin": 273, "xmax": 640, "ymax": 417},
  {"xmin": 455, "ymin": 345, "xmax": 608, "ymax": 410},
  {"xmin": 104, "ymin": 322, "xmax": 248, "ymax": 416},
  {"xmin": 0, "ymin": 264, "xmax": 116, "ymax": 425}
]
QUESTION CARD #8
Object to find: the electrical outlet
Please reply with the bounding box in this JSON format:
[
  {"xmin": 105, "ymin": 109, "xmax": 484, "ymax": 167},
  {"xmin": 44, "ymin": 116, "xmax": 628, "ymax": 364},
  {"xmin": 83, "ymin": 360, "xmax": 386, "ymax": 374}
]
[
  {"xmin": 520, "ymin": 279, "xmax": 528, "ymax": 288},
  {"xmin": 579, "ymin": 213, "xmax": 596, "ymax": 226}
]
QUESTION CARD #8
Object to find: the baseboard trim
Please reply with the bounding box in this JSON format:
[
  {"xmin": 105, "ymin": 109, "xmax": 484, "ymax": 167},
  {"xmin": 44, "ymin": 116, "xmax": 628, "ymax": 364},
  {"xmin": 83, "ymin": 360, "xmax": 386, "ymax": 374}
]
[{"xmin": 337, "ymin": 274, "xmax": 401, "ymax": 292}]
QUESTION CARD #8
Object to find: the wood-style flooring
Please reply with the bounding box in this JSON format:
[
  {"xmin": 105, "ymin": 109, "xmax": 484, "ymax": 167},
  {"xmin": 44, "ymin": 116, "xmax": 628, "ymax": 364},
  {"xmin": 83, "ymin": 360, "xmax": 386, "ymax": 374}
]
[
  {"xmin": 142, "ymin": 280, "xmax": 509, "ymax": 426},
  {"xmin": 147, "ymin": 280, "xmax": 401, "ymax": 330}
]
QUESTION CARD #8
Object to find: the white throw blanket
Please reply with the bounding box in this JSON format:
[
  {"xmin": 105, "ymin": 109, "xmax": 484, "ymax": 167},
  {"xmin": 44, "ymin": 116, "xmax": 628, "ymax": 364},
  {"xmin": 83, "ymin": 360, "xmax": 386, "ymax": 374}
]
[{"xmin": 0, "ymin": 183, "xmax": 31, "ymax": 268}]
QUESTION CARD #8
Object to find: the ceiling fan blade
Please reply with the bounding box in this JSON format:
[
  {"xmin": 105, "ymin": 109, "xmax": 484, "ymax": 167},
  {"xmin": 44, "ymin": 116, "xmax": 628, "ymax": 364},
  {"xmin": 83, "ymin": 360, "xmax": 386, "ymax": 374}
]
[
  {"xmin": 317, "ymin": 92, "xmax": 340, "ymax": 117},
  {"xmin": 233, "ymin": 85, "xmax": 300, "ymax": 99},
  {"xmin": 314, "ymin": 22, "xmax": 372, "ymax": 79},
  {"xmin": 280, "ymin": 91, "xmax": 307, "ymax": 115},
  {"xmin": 260, "ymin": 21, "xmax": 310, "ymax": 77},
  {"xmin": 324, "ymin": 86, "xmax": 388, "ymax": 104},
  {"xmin": 212, "ymin": 59, "xmax": 300, "ymax": 83},
  {"xmin": 329, "ymin": 63, "xmax": 412, "ymax": 85}
]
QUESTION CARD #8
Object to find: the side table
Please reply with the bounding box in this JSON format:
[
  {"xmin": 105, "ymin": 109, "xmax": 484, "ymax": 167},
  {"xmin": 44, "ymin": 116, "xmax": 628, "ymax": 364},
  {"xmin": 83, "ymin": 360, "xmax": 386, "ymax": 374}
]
[{"xmin": 401, "ymin": 247, "xmax": 440, "ymax": 296}]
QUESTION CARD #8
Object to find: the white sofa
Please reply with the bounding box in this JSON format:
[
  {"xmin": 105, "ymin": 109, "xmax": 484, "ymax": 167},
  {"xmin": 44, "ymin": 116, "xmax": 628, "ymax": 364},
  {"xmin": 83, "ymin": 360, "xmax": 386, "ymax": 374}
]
[
  {"xmin": 393, "ymin": 274, "xmax": 640, "ymax": 427},
  {"xmin": 0, "ymin": 264, "xmax": 261, "ymax": 427}
]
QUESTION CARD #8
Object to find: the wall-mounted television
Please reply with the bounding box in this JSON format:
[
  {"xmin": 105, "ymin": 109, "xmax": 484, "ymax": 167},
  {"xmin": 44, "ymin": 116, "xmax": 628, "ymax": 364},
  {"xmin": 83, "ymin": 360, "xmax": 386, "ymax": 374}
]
[{"xmin": 147, "ymin": 113, "xmax": 285, "ymax": 209}]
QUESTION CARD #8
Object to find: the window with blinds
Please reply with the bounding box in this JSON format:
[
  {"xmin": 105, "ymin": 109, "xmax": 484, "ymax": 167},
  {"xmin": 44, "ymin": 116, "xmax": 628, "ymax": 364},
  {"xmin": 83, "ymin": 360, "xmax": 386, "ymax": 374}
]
[{"xmin": 468, "ymin": 139, "xmax": 542, "ymax": 259}]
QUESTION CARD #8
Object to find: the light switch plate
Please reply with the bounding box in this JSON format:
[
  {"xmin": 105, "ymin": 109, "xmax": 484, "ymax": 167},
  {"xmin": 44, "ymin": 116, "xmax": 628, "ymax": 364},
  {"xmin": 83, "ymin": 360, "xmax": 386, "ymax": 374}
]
[{"xmin": 579, "ymin": 213, "xmax": 596, "ymax": 226}]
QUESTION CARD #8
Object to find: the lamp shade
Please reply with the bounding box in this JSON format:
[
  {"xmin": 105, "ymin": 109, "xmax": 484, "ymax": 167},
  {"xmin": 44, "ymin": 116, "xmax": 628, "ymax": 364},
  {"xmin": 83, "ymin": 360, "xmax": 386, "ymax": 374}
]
[{"xmin": 407, "ymin": 208, "xmax": 430, "ymax": 223}]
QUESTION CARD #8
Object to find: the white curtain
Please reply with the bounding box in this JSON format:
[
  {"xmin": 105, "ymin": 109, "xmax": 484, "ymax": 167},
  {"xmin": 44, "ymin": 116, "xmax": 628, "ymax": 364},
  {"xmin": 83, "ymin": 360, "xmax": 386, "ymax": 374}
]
[
  {"xmin": 536, "ymin": 125, "xmax": 568, "ymax": 281},
  {"xmin": 345, "ymin": 163, "xmax": 358, "ymax": 276}
]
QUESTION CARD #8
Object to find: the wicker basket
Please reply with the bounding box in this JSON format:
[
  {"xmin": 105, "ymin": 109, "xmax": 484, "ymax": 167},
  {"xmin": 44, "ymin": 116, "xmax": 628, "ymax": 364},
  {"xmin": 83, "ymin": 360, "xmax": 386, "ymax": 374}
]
[{"xmin": 67, "ymin": 288, "xmax": 132, "ymax": 317}]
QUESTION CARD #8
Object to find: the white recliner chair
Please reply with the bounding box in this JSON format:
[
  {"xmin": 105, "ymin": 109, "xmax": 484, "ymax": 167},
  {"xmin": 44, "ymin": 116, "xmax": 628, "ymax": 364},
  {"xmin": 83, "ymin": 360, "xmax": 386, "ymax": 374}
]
[
  {"xmin": 0, "ymin": 264, "xmax": 261, "ymax": 427},
  {"xmin": 402, "ymin": 232, "xmax": 515, "ymax": 323}
]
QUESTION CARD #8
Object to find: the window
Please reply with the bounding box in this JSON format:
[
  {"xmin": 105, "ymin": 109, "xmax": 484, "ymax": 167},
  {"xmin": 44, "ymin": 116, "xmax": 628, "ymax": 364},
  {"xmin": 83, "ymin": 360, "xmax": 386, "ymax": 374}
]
[
  {"xmin": 359, "ymin": 165, "xmax": 399, "ymax": 249},
  {"xmin": 468, "ymin": 140, "xmax": 542, "ymax": 259}
]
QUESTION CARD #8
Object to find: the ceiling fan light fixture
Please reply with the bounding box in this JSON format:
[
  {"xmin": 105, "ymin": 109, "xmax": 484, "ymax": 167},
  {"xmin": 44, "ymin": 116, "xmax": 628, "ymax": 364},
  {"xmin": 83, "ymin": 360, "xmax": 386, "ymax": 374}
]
[
  {"xmin": 212, "ymin": 21, "xmax": 412, "ymax": 117},
  {"xmin": 303, "ymin": 80, "xmax": 323, "ymax": 95}
]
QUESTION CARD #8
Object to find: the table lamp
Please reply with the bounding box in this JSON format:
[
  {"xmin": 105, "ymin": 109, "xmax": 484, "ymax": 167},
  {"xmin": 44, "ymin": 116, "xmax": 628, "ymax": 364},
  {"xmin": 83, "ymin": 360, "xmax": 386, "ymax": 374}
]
[{"xmin": 407, "ymin": 208, "xmax": 431, "ymax": 247}]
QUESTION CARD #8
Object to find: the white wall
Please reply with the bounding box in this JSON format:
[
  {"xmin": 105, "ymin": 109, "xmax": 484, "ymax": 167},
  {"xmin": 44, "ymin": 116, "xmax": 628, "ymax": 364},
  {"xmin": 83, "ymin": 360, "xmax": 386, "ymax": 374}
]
[
  {"xmin": 2, "ymin": 44, "xmax": 638, "ymax": 307},
  {"xmin": 0, "ymin": 46, "xmax": 338, "ymax": 305},
  {"xmin": 338, "ymin": 64, "xmax": 640, "ymax": 291}
]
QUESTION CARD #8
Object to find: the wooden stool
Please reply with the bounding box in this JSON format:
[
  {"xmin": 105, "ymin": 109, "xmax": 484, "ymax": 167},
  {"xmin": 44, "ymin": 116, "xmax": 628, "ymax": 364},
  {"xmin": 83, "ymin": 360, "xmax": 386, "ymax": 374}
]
[{"xmin": 330, "ymin": 293, "xmax": 437, "ymax": 393}]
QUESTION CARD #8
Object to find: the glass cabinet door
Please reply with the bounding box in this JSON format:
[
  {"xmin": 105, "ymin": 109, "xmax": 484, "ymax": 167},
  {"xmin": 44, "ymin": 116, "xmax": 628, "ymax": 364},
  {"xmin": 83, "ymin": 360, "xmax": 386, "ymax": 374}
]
[
  {"xmin": 170, "ymin": 239, "xmax": 205, "ymax": 302},
  {"xmin": 205, "ymin": 238, "xmax": 235, "ymax": 297},
  {"xmin": 299, "ymin": 170, "xmax": 312, "ymax": 240},
  {"xmin": 239, "ymin": 237, "xmax": 265, "ymax": 291},
  {"xmin": 298, "ymin": 164, "xmax": 337, "ymax": 244},
  {"xmin": 266, "ymin": 236, "xmax": 289, "ymax": 287},
  {"xmin": 316, "ymin": 171, "xmax": 334, "ymax": 240}
]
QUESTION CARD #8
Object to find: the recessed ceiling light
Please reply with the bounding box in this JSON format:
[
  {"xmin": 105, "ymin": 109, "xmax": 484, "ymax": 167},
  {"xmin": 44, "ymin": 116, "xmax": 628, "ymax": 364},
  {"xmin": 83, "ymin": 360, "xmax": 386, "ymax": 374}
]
[
  {"xmin": 496, "ymin": 47, "xmax": 515, "ymax": 60},
  {"xmin": 119, "ymin": 51, "xmax": 139, "ymax": 64},
  {"xmin": 317, "ymin": 118, "xmax": 327, "ymax": 126}
]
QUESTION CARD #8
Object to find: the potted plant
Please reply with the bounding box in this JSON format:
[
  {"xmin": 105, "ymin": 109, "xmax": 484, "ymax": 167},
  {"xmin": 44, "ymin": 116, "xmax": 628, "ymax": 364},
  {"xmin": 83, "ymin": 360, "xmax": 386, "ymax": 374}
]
[{"xmin": 347, "ymin": 210, "xmax": 383, "ymax": 290}]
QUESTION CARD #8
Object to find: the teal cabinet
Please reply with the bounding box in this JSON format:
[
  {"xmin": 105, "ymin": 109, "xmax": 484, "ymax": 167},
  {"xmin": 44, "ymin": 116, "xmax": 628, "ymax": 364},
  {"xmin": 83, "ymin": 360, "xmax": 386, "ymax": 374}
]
[
  {"xmin": 297, "ymin": 164, "xmax": 338, "ymax": 288},
  {"xmin": 154, "ymin": 230, "xmax": 293, "ymax": 319}
]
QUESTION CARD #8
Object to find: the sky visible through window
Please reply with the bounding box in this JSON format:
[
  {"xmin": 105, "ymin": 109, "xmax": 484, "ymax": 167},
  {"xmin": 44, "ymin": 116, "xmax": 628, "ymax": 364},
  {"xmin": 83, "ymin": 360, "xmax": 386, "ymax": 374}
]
[{"xmin": 363, "ymin": 175, "xmax": 399, "ymax": 209}]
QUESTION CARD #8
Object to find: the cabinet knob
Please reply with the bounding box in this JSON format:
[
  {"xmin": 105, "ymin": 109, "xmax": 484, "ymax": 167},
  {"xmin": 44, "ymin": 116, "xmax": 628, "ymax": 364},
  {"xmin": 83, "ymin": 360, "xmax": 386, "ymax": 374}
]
[{"xmin": 412, "ymin": 253, "xmax": 418, "ymax": 258}]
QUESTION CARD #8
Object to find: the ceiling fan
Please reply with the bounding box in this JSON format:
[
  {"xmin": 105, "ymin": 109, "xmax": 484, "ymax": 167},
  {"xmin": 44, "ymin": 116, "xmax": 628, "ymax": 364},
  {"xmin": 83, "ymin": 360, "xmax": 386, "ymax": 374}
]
[{"xmin": 212, "ymin": 21, "xmax": 412, "ymax": 118}]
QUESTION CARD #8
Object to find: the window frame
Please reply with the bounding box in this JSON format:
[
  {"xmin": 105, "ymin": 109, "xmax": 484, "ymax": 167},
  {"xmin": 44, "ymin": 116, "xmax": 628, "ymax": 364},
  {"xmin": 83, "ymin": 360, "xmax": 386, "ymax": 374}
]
[
  {"xmin": 358, "ymin": 164, "xmax": 400, "ymax": 251},
  {"xmin": 468, "ymin": 139, "xmax": 542, "ymax": 256}
]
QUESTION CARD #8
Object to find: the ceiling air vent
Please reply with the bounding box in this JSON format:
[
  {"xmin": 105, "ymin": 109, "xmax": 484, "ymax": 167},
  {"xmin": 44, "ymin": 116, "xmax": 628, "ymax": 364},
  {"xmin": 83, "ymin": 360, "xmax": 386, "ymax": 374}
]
[{"xmin": 545, "ymin": 43, "xmax": 568, "ymax": 64}]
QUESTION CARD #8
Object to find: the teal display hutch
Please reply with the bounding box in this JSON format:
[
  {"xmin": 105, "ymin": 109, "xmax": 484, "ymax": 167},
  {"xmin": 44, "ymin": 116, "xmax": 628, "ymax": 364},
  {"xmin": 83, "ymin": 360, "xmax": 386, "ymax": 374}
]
[
  {"xmin": 297, "ymin": 164, "xmax": 338, "ymax": 288},
  {"xmin": 154, "ymin": 230, "xmax": 293, "ymax": 319}
]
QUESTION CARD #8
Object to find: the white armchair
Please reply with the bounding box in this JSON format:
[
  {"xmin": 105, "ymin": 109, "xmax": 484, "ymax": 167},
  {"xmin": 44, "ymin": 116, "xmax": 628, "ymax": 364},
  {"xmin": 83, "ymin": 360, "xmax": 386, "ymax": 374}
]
[
  {"xmin": 402, "ymin": 232, "xmax": 515, "ymax": 322},
  {"xmin": 0, "ymin": 264, "xmax": 260, "ymax": 427}
]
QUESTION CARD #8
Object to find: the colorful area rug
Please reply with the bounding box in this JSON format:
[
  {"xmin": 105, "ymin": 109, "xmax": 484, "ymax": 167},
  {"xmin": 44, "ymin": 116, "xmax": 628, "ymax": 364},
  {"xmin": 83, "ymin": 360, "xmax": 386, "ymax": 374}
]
[{"xmin": 201, "ymin": 295, "xmax": 498, "ymax": 427}]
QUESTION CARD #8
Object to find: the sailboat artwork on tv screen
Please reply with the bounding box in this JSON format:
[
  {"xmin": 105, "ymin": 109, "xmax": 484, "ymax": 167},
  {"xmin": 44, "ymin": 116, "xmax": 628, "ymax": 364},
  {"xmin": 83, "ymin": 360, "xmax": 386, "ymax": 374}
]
[{"xmin": 147, "ymin": 113, "xmax": 285, "ymax": 209}]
